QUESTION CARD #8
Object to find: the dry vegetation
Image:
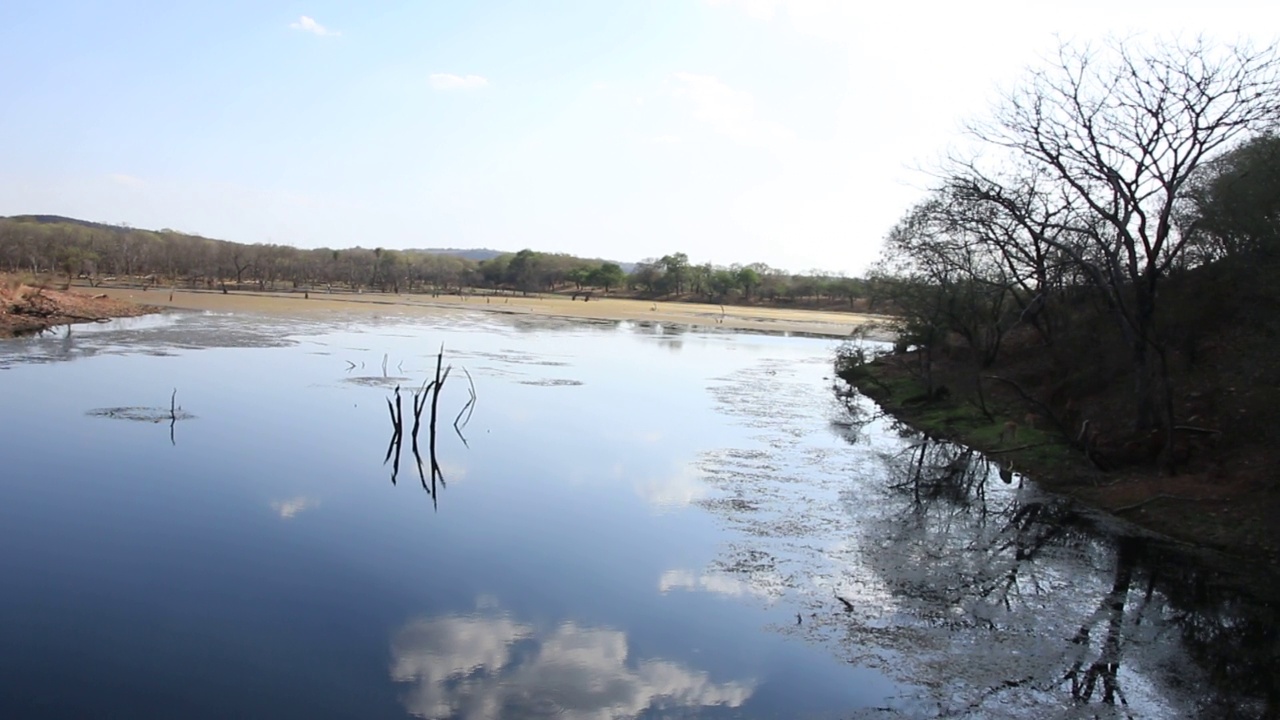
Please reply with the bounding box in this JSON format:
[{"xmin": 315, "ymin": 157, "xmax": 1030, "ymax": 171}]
[
  {"xmin": 0, "ymin": 216, "xmax": 878, "ymax": 314},
  {"xmin": 842, "ymin": 36, "xmax": 1280, "ymax": 574},
  {"xmin": 844, "ymin": 249, "xmax": 1280, "ymax": 570},
  {"xmin": 0, "ymin": 275, "xmax": 157, "ymax": 337}
]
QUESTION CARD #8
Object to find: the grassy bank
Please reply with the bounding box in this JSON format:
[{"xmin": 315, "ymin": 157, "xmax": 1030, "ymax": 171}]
[{"xmin": 838, "ymin": 347, "xmax": 1280, "ymax": 576}]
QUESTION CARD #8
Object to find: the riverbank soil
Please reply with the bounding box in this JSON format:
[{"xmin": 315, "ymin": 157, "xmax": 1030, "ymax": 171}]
[
  {"xmin": 0, "ymin": 277, "xmax": 158, "ymax": 337},
  {"xmin": 82, "ymin": 282, "xmax": 892, "ymax": 339},
  {"xmin": 548, "ymin": 285, "xmax": 881, "ymax": 314},
  {"xmin": 842, "ymin": 330, "xmax": 1280, "ymax": 574}
]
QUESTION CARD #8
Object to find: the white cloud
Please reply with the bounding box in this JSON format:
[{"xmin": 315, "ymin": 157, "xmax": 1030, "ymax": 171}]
[
  {"xmin": 429, "ymin": 73, "xmax": 490, "ymax": 91},
  {"xmin": 289, "ymin": 16, "xmax": 339, "ymax": 37},
  {"xmin": 662, "ymin": 70, "xmax": 879, "ymax": 268},
  {"xmin": 651, "ymin": 135, "xmax": 682, "ymax": 145},
  {"xmin": 391, "ymin": 612, "xmax": 754, "ymax": 719},
  {"xmin": 669, "ymin": 73, "xmax": 796, "ymax": 158},
  {"xmin": 271, "ymin": 496, "xmax": 318, "ymax": 519},
  {"xmin": 706, "ymin": 0, "xmax": 787, "ymax": 21},
  {"xmin": 108, "ymin": 173, "xmax": 145, "ymax": 188},
  {"xmin": 706, "ymin": 0, "xmax": 856, "ymax": 41}
]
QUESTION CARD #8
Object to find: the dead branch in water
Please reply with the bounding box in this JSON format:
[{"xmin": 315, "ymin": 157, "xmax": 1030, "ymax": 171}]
[
  {"xmin": 453, "ymin": 367, "xmax": 477, "ymax": 445},
  {"xmin": 382, "ymin": 344, "xmax": 473, "ymax": 506},
  {"xmin": 385, "ymin": 387, "xmax": 403, "ymax": 440},
  {"xmin": 384, "ymin": 385, "xmax": 405, "ymax": 484},
  {"xmin": 429, "ymin": 346, "xmax": 450, "ymax": 469},
  {"xmin": 411, "ymin": 377, "xmax": 435, "ymax": 442},
  {"xmin": 411, "ymin": 436, "xmax": 441, "ymax": 510}
]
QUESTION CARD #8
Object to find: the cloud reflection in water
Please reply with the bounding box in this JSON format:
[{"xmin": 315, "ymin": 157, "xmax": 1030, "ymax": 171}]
[
  {"xmin": 637, "ymin": 464, "xmax": 711, "ymax": 509},
  {"xmin": 390, "ymin": 612, "xmax": 754, "ymax": 719},
  {"xmin": 659, "ymin": 569, "xmax": 777, "ymax": 600},
  {"xmin": 270, "ymin": 496, "xmax": 319, "ymax": 519}
]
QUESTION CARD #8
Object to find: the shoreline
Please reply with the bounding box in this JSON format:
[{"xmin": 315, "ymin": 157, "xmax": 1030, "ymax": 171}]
[
  {"xmin": 0, "ymin": 281, "xmax": 160, "ymax": 338},
  {"xmin": 839, "ymin": 354, "xmax": 1280, "ymax": 597},
  {"xmin": 83, "ymin": 284, "xmax": 895, "ymax": 340}
]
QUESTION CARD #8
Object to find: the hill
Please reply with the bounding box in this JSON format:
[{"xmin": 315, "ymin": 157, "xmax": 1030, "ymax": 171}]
[
  {"xmin": 5, "ymin": 215, "xmax": 132, "ymax": 233},
  {"xmin": 2, "ymin": 219, "xmax": 633, "ymax": 271},
  {"xmin": 413, "ymin": 248, "xmax": 505, "ymax": 262},
  {"xmin": 413, "ymin": 247, "xmax": 635, "ymax": 273}
]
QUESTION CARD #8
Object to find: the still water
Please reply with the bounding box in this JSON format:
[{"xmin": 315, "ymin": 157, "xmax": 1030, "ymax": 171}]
[{"xmin": 0, "ymin": 309, "xmax": 1274, "ymax": 719}]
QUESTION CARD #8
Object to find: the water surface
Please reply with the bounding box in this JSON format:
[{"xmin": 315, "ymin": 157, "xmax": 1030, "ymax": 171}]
[{"xmin": 0, "ymin": 310, "xmax": 1273, "ymax": 719}]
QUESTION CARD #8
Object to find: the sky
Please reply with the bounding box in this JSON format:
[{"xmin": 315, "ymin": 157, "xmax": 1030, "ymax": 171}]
[{"xmin": 0, "ymin": 1, "xmax": 1274, "ymax": 275}]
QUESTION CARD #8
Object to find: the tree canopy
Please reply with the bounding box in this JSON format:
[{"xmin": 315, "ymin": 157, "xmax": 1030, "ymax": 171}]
[{"xmin": 874, "ymin": 34, "xmax": 1280, "ymax": 465}]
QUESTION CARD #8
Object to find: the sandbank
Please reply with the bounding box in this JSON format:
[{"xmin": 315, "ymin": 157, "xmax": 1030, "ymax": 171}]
[{"xmin": 90, "ymin": 286, "xmax": 894, "ymax": 340}]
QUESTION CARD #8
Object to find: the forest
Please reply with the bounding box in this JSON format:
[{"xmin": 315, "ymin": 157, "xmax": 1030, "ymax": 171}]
[
  {"xmin": 0, "ymin": 216, "xmax": 872, "ymax": 310},
  {"xmin": 845, "ymin": 34, "xmax": 1280, "ymax": 552}
]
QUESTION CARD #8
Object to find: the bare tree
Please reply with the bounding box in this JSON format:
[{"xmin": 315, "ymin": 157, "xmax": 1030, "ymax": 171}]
[
  {"xmin": 882, "ymin": 195, "xmax": 1018, "ymax": 371},
  {"xmin": 942, "ymin": 170, "xmax": 1083, "ymax": 346},
  {"xmin": 956, "ymin": 36, "xmax": 1280, "ymax": 460}
]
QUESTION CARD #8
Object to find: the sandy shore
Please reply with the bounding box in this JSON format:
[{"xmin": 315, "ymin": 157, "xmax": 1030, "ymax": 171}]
[{"xmin": 88, "ymin": 285, "xmax": 894, "ymax": 339}]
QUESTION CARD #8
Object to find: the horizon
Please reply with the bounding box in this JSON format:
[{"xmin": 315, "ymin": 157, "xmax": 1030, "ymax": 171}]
[
  {"xmin": 1, "ymin": 1, "xmax": 1273, "ymax": 276},
  {"xmin": 1, "ymin": 213, "xmax": 759, "ymax": 274}
]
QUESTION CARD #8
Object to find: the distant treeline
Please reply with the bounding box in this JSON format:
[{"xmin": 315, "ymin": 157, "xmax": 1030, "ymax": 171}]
[{"xmin": 0, "ymin": 215, "xmax": 877, "ymax": 309}]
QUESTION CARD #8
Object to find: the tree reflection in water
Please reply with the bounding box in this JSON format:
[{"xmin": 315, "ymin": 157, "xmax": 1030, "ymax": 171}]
[
  {"xmin": 689, "ymin": 372, "xmax": 1278, "ymax": 719},
  {"xmin": 845, "ymin": 431, "xmax": 1279, "ymax": 718}
]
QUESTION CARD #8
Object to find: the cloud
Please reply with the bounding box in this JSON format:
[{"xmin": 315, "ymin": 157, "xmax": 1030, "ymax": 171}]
[
  {"xmin": 289, "ymin": 16, "xmax": 339, "ymax": 37},
  {"xmin": 429, "ymin": 73, "xmax": 490, "ymax": 91},
  {"xmin": 651, "ymin": 135, "xmax": 682, "ymax": 145},
  {"xmin": 669, "ymin": 73, "xmax": 796, "ymax": 157},
  {"xmin": 108, "ymin": 173, "xmax": 145, "ymax": 188},
  {"xmin": 391, "ymin": 612, "xmax": 754, "ymax": 719},
  {"xmin": 705, "ymin": 0, "xmax": 856, "ymax": 41},
  {"xmin": 706, "ymin": 0, "xmax": 786, "ymax": 20},
  {"xmin": 271, "ymin": 496, "xmax": 319, "ymax": 519}
]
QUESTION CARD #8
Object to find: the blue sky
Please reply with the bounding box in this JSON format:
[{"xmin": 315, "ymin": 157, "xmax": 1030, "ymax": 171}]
[{"xmin": 0, "ymin": 1, "xmax": 1273, "ymax": 274}]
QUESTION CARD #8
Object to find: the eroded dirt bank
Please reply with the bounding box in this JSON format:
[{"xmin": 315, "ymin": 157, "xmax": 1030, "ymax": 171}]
[{"xmin": 0, "ymin": 280, "xmax": 158, "ymax": 337}]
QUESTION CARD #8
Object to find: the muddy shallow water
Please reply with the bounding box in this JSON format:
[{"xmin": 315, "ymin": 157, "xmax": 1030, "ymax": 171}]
[{"xmin": 0, "ymin": 310, "xmax": 1274, "ymax": 719}]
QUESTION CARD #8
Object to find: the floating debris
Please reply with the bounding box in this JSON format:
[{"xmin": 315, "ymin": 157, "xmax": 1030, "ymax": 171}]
[
  {"xmin": 87, "ymin": 406, "xmax": 195, "ymax": 422},
  {"xmin": 344, "ymin": 376, "xmax": 412, "ymax": 388},
  {"xmin": 517, "ymin": 378, "xmax": 584, "ymax": 387}
]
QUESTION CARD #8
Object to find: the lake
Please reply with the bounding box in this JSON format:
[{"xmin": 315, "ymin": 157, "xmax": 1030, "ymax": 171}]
[{"xmin": 0, "ymin": 308, "xmax": 1274, "ymax": 719}]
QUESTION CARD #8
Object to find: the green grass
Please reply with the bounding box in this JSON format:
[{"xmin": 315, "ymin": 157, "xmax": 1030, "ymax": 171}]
[{"xmin": 846, "ymin": 357, "xmax": 1098, "ymax": 488}]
